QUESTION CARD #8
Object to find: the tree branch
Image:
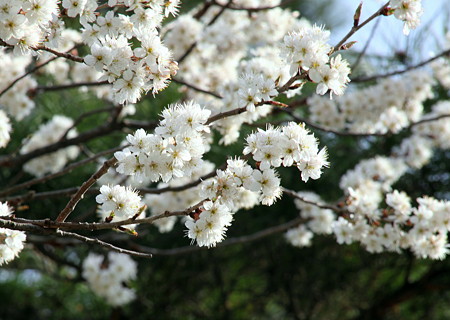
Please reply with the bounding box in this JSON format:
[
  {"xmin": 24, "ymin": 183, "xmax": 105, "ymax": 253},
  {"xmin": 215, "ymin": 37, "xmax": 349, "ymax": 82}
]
[
  {"xmin": 0, "ymin": 146, "xmax": 123, "ymax": 198},
  {"xmin": 2, "ymin": 200, "xmax": 206, "ymax": 231},
  {"xmin": 352, "ymin": 48, "xmax": 450, "ymax": 82},
  {"xmin": 55, "ymin": 157, "xmax": 118, "ymax": 223},
  {"xmin": 211, "ymin": 0, "xmax": 294, "ymax": 11},
  {"xmin": 0, "ymin": 39, "xmax": 84, "ymax": 62}
]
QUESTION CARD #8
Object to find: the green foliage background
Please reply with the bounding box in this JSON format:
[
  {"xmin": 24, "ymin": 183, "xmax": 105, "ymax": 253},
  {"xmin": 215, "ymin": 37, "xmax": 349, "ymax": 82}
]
[{"xmin": 1, "ymin": 1, "xmax": 450, "ymax": 319}]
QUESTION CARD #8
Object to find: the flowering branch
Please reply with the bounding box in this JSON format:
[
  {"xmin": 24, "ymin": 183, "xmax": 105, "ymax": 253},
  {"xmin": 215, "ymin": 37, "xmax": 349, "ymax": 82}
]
[
  {"xmin": 128, "ymin": 216, "xmax": 306, "ymax": 256},
  {"xmin": 2, "ymin": 200, "xmax": 207, "ymax": 231}
]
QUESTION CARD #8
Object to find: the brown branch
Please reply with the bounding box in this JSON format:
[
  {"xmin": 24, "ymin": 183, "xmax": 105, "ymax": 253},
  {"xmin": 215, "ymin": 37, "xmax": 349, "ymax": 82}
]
[
  {"xmin": 140, "ymin": 168, "xmax": 219, "ymax": 195},
  {"xmin": 2, "ymin": 162, "xmax": 219, "ymax": 204},
  {"xmin": 409, "ymin": 114, "xmax": 450, "ymax": 128},
  {"xmin": 58, "ymin": 106, "xmax": 119, "ymax": 142},
  {"xmin": 351, "ymin": 17, "xmax": 381, "ymax": 70},
  {"xmin": 352, "ymin": 48, "xmax": 450, "ymax": 82},
  {"xmin": 206, "ymin": 106, "xmax": 248, "ymax": 125},
  {"xmin": 172, "ymin": 77, "xmax": 222, "ymax": 99},
  {"xmin": 282, "ymin": 188, "xmax": 347, "ymax": 214},
  {"xmin": 0, "ymin": 55, "xmax": 58, "ymax": 98},
  {"xmin": 55, "ymin": 230, "xmax": 153, "ymax": 258},
  {"xmin": 211, "ymin": 0, "xmax": 294, "ymax": 11},
  {"xmin": 4, "ymin": 187, "xmax": 97, "ymax": 206},
  {"xmin": 0, "ymin": 39, "xmax": 84, "ymax": 62},
  {"xmin": 283, "ymin": 109, "xmax": 450, "ymax": 137},
  {"xmin": 2, "ymin": 200, "xmax": 206, "ymax": 231},
  {"xmin": 283, "ymin": 109, "xmax": 387, "ymax": 137},
  {"xmin": 0, "ymin": 146, "xmax": 124, "ymax": 198},
  {"xmin": 55, "ymin": 157, "xmax": 118, "ymax": 223},
  {"xmin": 193, "ymin": 1, "xmax": 214, "ymax": 20},
  {"xmin": 35, "ymin": 80, "xmax": 110, "ymax": 93},
  {"xmin": 0, "ymin": 115, "xmax": 149, "ymax": 168},
  {"xmin": 278, "ymin": 74, "xmax": 305, "ymax": 94},
  {"xmin": 128, "ymin": 216, "xmax": 305, "ymax": 256},
  {"xmin": 205, "ymin": 100, "xmax": 288, "ymax": 125}
]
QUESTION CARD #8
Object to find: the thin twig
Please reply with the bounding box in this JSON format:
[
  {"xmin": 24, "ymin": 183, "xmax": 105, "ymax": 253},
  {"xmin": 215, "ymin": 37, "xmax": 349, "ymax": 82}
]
[
  {"xmin": 352, "ymin": 48, "xmax": 450, "ymax": 82},
  {"xmin": 211, "ymin": 0, "xmax": 293, "ymax": 11},
  {"xmin": 331, "ymin": 2, "xmax": 390, "ymax": 54},
  {"xmin": 0, "ymin": 146, "xmax": 124, "ymax": 198},
  {"xmin": 35, "ymin": 80, "xmax": 109, "ymax": 93},
  {"xmin": 172, "ymin": 77, "xmax": 222, "ymax": 98},
  {"xmin": 0, "ymin": 56, "xmax": 58, "ymax": 98},
  {"xmin": 0, "ymin": 39, "xmax": 84, "ymax": 63},
  {"xmin": 55, "ymin": 230, "xmax": 153, "ymax": 258},
  {"xmin": 282, "ymin": 188, "xmax": 347, "ymax": 214},
  {"xmin": 283, "ymin": 109, "xmax": 450, "ymax": 137},
  {"xmin": 129, "ymin": 216, "xmax": 305, "ymax": 256},
  {"xmin": 0, "ymin": 117, "xmax": 128, "ymax": 168},
  {"xmin": 55, "ymin": 157, "xmax": 118, "ymax": 222},
  {"xmin": 351, "ymin": 18, "xmax": 381, "ymax": 70}
]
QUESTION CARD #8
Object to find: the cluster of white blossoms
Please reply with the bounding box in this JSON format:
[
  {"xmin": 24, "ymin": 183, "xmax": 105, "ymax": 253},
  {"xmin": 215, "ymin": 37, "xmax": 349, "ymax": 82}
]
[
  {"xmin": 308, "ymin": 70, "xmax": 434, "ymax": 133},
  {"xmin": 82, "ymin": 252, "xmax": 137, "ymax": 306},
  {"xmin": 332, "ymin": 192, "xmax": 450, "ymax": 260},
  {"xmin": 114, "ymin": 101, "xmax": 211, "ymax": 184},
  {"xmin": 185, "ymin": 200, "xmax": 234, "ymax": 248},
  {"xmin": 286, "ymin": 133, "xmax": 450, "ymax": 260},
  {"xmin": 432, "ymin": 58, "xmax": 450, "ymax": 90},
  {"xmin": 244, "ymin": 122, "xmax": 329, "ymax": 183},
  {"xmin": 81, "ymin": 0, "xmax": 179, "ymax": 104},
  {"xmin": 0, "ymin": 49, "xmax": 36, "ymax": 120},
  {"xmin": 185, "ymin": 122, "xmax": 328, "ymax": 248},
  {"xmin": 430, "ymin": 33, "xmax": 450, "ymax": 89},
  {"xmin": 0, "ymin": 0, "xmax": 59, "ymax": 53},
  {"xmin": 391, "ymin": 101, "xmax": 450, "ymax": 170},
  {"xmin": 185, "ymin": 158, "xmax": 263, "ymax": 247},
  {"xmin": 96, "ymin": 185, "xmax": 143, "ymax": 222},
  {"xmin": 281, "ymin": 25, "xmax": 351, "ymax": 97},
  {"xmin": 390, "ymin": 0, "xmax": 423, "ymax": 35},
  {"xmin": 212, "ymin": 49, "xmax": 290, "ymax": 145},
  {"xmin": 163, "ymin": 5, "xmax": 318, "ymax": 146},
  {"xmin": 0, "ymin": 110, "xmax": 11, "ymax": 148},
  {"xmin": 285, "ymin": 192, "xmax": 334, "ymax": 248},
  {"xmin": 0, "ymin": 202, "xmax": 26, "ymax": 265},
  {"xmin": 413, "ymin": 101, "xmax": 450, "ymax": 150},
  {"xmin": 143, "ymin": 161, "xmax": 216, "ymax": 234},
  {"xmin": 327, "ymin": 104, "xmax": 450, "ymax": 258},
  {"xmin": 341, "ymin": 156, "xmax": 409, "ymax": 219},
  {"xmin": 20, "ymin": 115, "xmax": 79, "ymax": 177},
  {"xmin": 236, "ymin": 72, "xmax": 278, "ymax": 113}
]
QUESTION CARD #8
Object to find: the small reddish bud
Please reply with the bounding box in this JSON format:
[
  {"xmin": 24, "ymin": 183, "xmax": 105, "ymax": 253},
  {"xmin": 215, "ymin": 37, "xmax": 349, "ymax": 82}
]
[
  {"xmin": 381, "ymin": 7, "xmax": 395, "ymax": 16},
  {"xmin": 353, "ymin": 2, "xmax": 363, "ymax": 27}
]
